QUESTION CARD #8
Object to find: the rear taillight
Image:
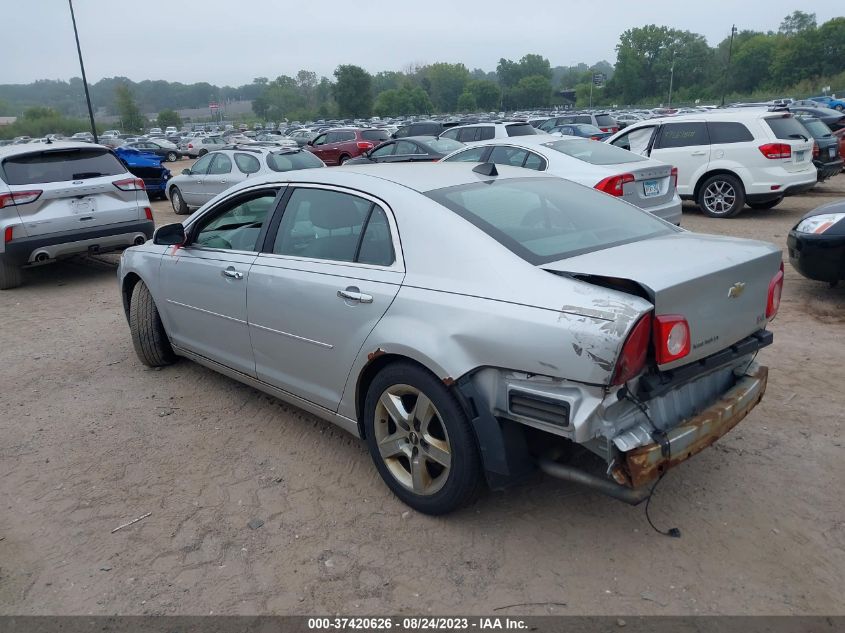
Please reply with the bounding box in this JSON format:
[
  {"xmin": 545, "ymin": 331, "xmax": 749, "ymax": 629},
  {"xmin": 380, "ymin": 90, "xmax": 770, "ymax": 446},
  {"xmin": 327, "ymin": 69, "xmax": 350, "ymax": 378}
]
[
  {"xmin": 600, "ymin": 126, "xmax": 619, "ymax": 133},
  {"xmin": 812, "ymin": 142, "xmax": 819, "ymax": 159},
  {"xmin": 594, "ymin": 173, "xmax": 635, "ymax": 197},
  {"xmin": 611, "ymin": 313, "xmax": 652, "ymax": 385},
  {"xmin": 653, "ymin": 315, "xmax": 691, "ymax": 365},
  {"xmin": 144, "ymin": 207, "xmax": 153, "ymax": 221},
  {"xmin": 187, "ymin": 143, "xmax": 194, "ymax": 149},
  {"xmin": 758, "ymin": 143, "xmax": 792, "ymax": 159},
  {"xmin": 0, "ymin": 190, "xmax": 42, "ymax": 208},
  {"xmin": 357, "ymin": 141, "xmax": 374, "ymax": 150},
  {"xmin": 766, "ymin": 262, "xmax": 784, "ymax": 319},
  {"xmin": 113, "ymin": 177, "xmax": 145, "ymax": 191},
  {"xmin": 590, "ymin": 135, "xmax": 601, "ymax": 140},
  {"xmin": 670, "ymin": 167, "xmax": 678, "ymax": 190},
  {"xmin": 4, "ymin": 226, "xmax": 13, "ymax": 243}
]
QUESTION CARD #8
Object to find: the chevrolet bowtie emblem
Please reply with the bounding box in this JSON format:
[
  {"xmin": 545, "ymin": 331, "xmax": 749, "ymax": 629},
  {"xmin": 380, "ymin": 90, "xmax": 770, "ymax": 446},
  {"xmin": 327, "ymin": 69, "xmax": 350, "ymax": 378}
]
[{"xmin": 728, "ymin": 282, "xmax": 746, "ymax": 298}]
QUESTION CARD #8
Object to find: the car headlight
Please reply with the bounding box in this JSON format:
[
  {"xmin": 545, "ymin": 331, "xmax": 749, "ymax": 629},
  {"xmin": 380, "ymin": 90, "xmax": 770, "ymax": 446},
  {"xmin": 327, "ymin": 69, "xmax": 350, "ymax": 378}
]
[{"xmin": 795, "ymin": 213, "xmax": 845, "ymax": 234}]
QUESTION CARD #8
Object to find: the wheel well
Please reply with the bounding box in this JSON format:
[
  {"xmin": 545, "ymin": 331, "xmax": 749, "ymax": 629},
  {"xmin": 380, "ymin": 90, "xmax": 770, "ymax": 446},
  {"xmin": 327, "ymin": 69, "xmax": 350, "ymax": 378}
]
[
  {"xmin": 693, "ymin": 169, "xmax": 745, "ymax": 201},
  {"xmin": 355, "ymin": 353, "xmax": 446, "ymax": 438},
  {"xmin": 121, "ymin": 272, "xmax": 142, "ymax": 319}
]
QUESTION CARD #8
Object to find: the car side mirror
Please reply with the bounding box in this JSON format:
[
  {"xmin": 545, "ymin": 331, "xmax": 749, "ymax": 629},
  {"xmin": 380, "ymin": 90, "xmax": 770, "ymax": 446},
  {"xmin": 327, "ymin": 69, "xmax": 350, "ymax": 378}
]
[
  {"xmin": 307, "ymin": 140, "xmax": 314, "ymax": 146},
  {"xmin": 181, "ymin": 168, "xmax": 191, "ymax": 175},
  {"xmin": 153, "ymin": 223, "xmax": 186, "ymax": 246}
]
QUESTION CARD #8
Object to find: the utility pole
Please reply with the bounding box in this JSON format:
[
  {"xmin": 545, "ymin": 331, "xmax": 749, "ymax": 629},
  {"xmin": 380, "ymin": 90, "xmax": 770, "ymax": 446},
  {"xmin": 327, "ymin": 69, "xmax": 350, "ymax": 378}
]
[
  {"xmin": 668, "ymin": 51, "xmax": 677, "ymax": 109},
  {"xmin": 720, "ymin": 24, "xmax": 738, "ymax": 107},
  {"xmin": 68, "ymin": 0, "xmax": 98, "ymax": 143},
  {"xmin": 589, "ymin": 68, "xmax": 594, "ymax": 109}
]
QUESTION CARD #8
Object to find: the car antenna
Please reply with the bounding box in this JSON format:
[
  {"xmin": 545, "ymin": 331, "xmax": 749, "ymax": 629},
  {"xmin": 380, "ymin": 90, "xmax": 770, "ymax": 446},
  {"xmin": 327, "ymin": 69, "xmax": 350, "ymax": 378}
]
[{"xmin": 472, "ymin": 162, "xmax": 498, "ymax": 177}]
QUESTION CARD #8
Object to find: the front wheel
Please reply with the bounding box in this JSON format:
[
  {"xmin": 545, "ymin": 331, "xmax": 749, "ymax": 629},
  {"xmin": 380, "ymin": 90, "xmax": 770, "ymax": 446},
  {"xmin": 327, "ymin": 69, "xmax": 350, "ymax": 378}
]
[
  {"xmin": 166, "ymin": 151, "xmax": 178, "ymax": 162},
  {"xmin": 697, "ymin": 174, "xmax": 745, "ymax": 218},
  {"xmin": 170, "ymin": 187, "xmax": 189, "ymax": 214},
  {"xmin": 748, "ymin": 198, "xmax": 782, "ymax": 210},
  {"xmin": 363, "ymin": 362, "xmax": 483, "ymax": 515},
  {"xmin": 835, "ymin": 105, "xmax": 844, "ymax": 111}
]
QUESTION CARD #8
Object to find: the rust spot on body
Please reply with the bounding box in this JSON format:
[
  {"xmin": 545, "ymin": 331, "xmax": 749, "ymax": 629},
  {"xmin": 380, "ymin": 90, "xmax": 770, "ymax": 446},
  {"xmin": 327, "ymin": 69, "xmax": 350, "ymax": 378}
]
[
  {"xmin": 367, "ymin": 348, "xmax": 386, "ymax": 361},
  {"xmin": 442, "ymin": 376, "xmax": 456, "ymax": 387}
]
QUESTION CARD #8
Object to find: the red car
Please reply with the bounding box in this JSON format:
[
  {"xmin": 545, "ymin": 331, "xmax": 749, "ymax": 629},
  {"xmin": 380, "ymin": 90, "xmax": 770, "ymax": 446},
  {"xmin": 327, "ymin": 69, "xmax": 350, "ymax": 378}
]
[
  {"xmin": 835, "ymin": 128, "xmax": 845, "ymax": 172},
  {"xmin": 306, "ymin": 128, "xmax": 390, "ymax": 165}
]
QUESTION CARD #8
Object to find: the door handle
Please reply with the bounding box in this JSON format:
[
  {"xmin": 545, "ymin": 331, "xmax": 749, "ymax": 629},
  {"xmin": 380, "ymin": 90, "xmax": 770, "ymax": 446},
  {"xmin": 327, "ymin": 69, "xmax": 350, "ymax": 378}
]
[
  {"xmin": 219, "ymin": 180, "xmax": 227, "ymax": 184},
  {"xmin": 690, "ymin": 151, "xmax": 707, "ymax": 156},
  {"xmin": 337, "ymin": 287, "xmax": 373, "ymax": 304},
  {"xmin": 221, "ymin": 266, "xmax": 243, "ymax": 280}
]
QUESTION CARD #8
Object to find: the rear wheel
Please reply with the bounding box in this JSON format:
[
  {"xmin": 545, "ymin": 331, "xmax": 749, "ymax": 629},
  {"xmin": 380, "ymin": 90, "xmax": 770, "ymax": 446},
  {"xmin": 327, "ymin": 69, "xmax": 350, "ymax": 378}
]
[
  {"xmin": 697, "ymin": 174, "xmax": 745, "ymax": 218},
  {"xmin": 170, "ymin": 187, "xmax": 189, "ymax": 214},
  {"xmin": 748, "ymin": 198, "xmax": 783, "ymax": 210},
  {"xmin": 835, "ymin": 105, "xmax": 844, "ymax": 112},
  {"xmin": 363, "ymin": 362, "xmax": 483, "ymax": 515},
  {"xmin": 129, "ymin": 281, "xmax": 176, "ymax": 367},
  {"xmin": 0, "ymin": 260, "xmax": 22, "ymax": 290},
  {"xmin": 166, "ymin": 151, "xmax": 178, "ymax": 162},
  {"xmin": 198, "ymin": 149, "xmax": 208, "ymax": 156}
]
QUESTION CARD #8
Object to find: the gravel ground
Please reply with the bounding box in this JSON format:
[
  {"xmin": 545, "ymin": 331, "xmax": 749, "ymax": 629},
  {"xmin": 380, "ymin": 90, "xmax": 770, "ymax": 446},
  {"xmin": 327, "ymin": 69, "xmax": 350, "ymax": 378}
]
[{"xmin": 1, "ymin": 162, "xmax": 843, "ymax": 616}]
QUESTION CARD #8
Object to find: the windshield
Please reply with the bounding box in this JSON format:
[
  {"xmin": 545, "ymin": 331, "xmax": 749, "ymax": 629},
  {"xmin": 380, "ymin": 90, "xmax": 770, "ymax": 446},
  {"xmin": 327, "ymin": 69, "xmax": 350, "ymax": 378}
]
[
  {"xmin": 426, "ymin": 177, "xmax": 676, "ymax": 264},
  {"xmin": 2, "ymin": 148, "xmax": 125, "ymax": 185},
  {"xmin": 543, "ymin": 139, "xmax": 646, "ymax": 165}
]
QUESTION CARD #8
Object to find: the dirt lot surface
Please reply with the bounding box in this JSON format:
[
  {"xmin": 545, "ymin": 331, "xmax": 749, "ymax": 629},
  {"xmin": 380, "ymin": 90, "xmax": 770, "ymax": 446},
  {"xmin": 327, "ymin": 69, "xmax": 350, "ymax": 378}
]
[{"xmin": 1, "ymin": 160, "xmax": 843, "ymax": 616}]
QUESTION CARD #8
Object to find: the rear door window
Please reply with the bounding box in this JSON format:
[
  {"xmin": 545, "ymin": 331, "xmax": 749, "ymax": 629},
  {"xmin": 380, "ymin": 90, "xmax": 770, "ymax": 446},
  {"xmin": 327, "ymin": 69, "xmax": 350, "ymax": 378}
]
[
  {"xmin": 442, "ymin": 146, "xmax": 489, "ymax": 163},
  {"xmin": 655, "ymin": 122, "xmax": 709, "ymax": 148},
  {"xmin": 2, "ymin": 148, "xmax": 126, "ymax": 185},
  {"xmin": 765, "ymin": 115, "xmax": 814, "ymax": 140},
  {"xmin": 489, "ymin": 146, "xmax": 530, "ymax": 167},
  {"xmin": 234, "ymin": 152, "xmax": 262, "ymax": 174},
  {"xmin": 479, "ymin": 126, "xmax": 495, "ymax": 141},
  {"xmin": 395, "ymin": 140, "xmax": 424, "ymax": 155},
  {"xmin": 505, "ymin": 124, "xmax": 537, "ymax": 137},
  {"xmin": 362, "ymin": 130, "xmax": 390, "ymax": 142},
  {"xmin": 707, "ymin": 122, "xmax": 754, "ymax": 144}
]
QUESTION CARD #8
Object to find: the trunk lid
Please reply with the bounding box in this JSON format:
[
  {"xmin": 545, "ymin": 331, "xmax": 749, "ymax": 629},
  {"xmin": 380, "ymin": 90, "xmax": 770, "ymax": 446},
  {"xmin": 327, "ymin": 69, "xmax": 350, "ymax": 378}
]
[
  {"xmin": 542, "ymin": 233, "xmax": 781, "ymax": 369},
  {"xmin": 622, "ymin": 163, "xmax": 674, "ymax": 210}
]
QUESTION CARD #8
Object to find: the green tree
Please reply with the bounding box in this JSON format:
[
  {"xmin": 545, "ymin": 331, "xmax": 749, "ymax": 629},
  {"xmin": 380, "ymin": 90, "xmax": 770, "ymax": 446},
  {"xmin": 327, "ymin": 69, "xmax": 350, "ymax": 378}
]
[
  {"xmin": 424, "ymin": 63, "xmax": 470, "ymax": 112},
  {"xmin": 333, "ymin": 65, "xmax": 373, "ymax": 117},
  {"xmin": 505, "ymin": 75, "xmax": 552, "ymax": 108},
  {"xmin": 779, "ymin": 10, "xmax": 816, "ymax": 36},
  {"xmin": 22, "ymin": 106, "xmax": 58, "ymax": 120},
  {"xmin": 727, "ymin": 35, "xmax": 777, "ymax": 93},
  {"xmin": 114, "ymin": 83, "xmax": 145, "ymax": 132},
  {"xmin": 466, "ymin": 80, "xmax": 502, "ymax": 111},
  {"xmin": 156, "ymin": 108, "xmax": 181, "ymax": 129},
  {"xmin": 815, "ymin": 17, "xmax": 845, "ymax": 77},
  {"xmin": 497, "ymin": 54, "xmax": 552, "ymax": 88},
  {"xmin": 456, "ymin": 91, "xmax": 477, "ymax": 112},
  {"xmin": 373, "ymin": 85, "xmax": 433, "ymax": 117}
]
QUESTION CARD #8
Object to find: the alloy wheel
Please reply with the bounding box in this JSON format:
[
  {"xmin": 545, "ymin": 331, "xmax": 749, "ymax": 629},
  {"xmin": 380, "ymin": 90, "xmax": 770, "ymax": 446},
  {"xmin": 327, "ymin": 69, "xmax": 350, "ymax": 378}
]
[
  {"xmin": 171, "ymin": 190, "xmax": 182, "ymax": 213},
  {"xmin": 373, "ymin": 384, "xmax": 452, "ymax": 496},
  {"xmin": 702, "ymin": 180, "xmax": 736, "ymax": 215}
]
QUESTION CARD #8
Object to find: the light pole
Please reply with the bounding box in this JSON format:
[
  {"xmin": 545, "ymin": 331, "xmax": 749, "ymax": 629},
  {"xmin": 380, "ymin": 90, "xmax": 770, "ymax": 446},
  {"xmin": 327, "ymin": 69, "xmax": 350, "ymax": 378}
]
[
  {"xmin": 589, "ymin": 68, "xmax": 594, "ymax": 109},
  {"xmin": 720, "ymin": 24, "xmax": 738, "ymax": 107},
  {"xmin": 668, "ymin": 51, "xmax": 677, "ymax": 108},
  {"xmin": 68, "ymin": 0, "xmax": 98, "ymax": 143}
]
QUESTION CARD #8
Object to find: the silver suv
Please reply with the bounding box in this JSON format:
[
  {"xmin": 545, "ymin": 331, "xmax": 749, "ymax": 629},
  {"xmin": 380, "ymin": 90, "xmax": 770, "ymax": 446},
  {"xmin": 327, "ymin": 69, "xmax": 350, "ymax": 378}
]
[{"xmin": 0, "ymin": 142, "xmax": 154, "ymax": 289}]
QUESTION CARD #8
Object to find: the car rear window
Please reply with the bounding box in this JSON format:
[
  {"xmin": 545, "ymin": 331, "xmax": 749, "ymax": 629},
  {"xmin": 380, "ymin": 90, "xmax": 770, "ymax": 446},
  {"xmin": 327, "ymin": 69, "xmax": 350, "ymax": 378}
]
[
  {"xmin": 506, "ymin": 124, "xmax": 538, "ymax": 137},
  {"xmin": 543, "ymin": 139, "xmax": 646, "ymax": 164},
  {"xmin": 426, "ymin": 177, "xmax": 675, "ymax": 265},
  {"xmin": 798, "ymin": 118, "xmax": 832, "ymax": 137},
  {"xmin": 707, "ymin": 121, "xmax": 754, "ymax": 144},
  {"xmin": 362, "ymin": 130, "xmax": 390, "ymax": 141},
  {"xmin": 595, "ymin": 114, "xmax": 616, "ymax": 127},
  {"xmin": 765, "ymin": 115, "xmax": 812, "ymax": 140},
  {"xmin": 2, "ymin": 148, "xmax": 125, "ymax": 185},
  {"xmin": 266, "ymin": 150, "xmax": 324, "ymax": 171}
]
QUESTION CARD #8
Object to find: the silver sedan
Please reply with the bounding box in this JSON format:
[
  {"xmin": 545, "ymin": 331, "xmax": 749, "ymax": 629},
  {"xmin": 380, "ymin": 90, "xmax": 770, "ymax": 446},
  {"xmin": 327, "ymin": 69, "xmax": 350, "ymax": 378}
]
[{"xmin": 119, "ymin": 163, "xmax": 781, "ymax": 514}]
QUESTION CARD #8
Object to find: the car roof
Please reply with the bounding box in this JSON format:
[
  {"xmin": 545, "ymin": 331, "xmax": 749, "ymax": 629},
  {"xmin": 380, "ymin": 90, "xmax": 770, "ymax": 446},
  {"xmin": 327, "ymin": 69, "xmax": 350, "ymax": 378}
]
[{"xmin": 0, "ymin": 140, "xmax": 106, "ymax": 159}]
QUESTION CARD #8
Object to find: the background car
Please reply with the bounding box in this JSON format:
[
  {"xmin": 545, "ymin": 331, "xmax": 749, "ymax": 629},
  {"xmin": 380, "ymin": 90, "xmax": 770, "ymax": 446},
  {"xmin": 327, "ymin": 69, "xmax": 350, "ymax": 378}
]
[
  {"xmin": 788, "ymin": 199, "xmax": 845, "ymax": 284},
  {"xmin": 441, "ymin": 135, "xmax": 682, "ymax": 224},
  {"xmin": 438, "ymin": 122, "xmax": 538, "ymax": 144},
  {"xmin": 344, "ymin": 136, "xmax": 465, "ymax": 165},
  {"xmin": 306, "ymin": 128, "xmax": 390, "ymax": 165},
  {"xmin": 0, "ymin": 142, "xmax": 153, "ymax": 289},
  {"xmin": 166, "ymin": 146, "xmax": 324, "ymax": 214},
  {"xmin": 548, "ymin": 123, "xmax": 611, "ymax": 140},
  {"xmin": 808, "ymin": 95, "xmax": 845, "ymax": 111},
  {"xmin": 182, "ymin": 135, "xmax": 227, "ymax": 157},
  {"xmin": 124, "ymin": 139, "xmax": 182, "ymax": 162},
  {"xmin": 795, "ymin": 116, "xmax": 843, "ymax": 181},
  {"xmin": 114, "ymin": 146, "xmax": 172, "ymax": 200},
  {"xmin": 538, "ymin": 113, "xmax": 619, "ymax": 134},
  {"xmin": 787, "ymin": 105, "xmax": 845, "ymax": 131}
]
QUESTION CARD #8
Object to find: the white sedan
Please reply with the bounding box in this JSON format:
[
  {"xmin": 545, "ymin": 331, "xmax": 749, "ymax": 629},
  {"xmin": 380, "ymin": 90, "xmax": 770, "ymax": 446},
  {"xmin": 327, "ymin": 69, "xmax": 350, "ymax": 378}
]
[{"xmin": 441, "ymin": 135, "xmax": 682, "ymax": 225}]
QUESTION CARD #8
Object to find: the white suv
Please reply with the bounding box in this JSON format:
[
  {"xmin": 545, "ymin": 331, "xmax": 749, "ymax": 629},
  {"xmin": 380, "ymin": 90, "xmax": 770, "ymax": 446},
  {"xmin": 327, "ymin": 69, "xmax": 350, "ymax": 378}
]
[
  {"xmin": 438, "ymin": 121, "xmax": 539, "ymax": 144},
  {"xmin": 605, "ymin": 110, "xmax": 817, "ymax": 217}
]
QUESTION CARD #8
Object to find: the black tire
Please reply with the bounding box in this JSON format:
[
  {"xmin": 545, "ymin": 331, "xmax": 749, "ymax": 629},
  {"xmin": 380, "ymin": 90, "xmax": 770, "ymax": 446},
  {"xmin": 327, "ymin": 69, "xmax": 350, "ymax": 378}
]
[
  {"xmin": 166, "ymin": 152, "xmax": 178, "ymax": 162},
  {"xmin": 835, "ymin": 105, "xmax": 844, "ymax": 112},
  {"xmin": 338, "ymin": 154, "xmax": 351, "ymax": 165},
  {"xmin": 198, "ymin": 149, "xmax": 208, "ymax": 156},
  {"xmin": 363, "ymin": 362, "xmax": 483, "ymax": 515},
  {"xmin": 170, "ymin": 186, "xmax": 189, "ymax": 215},
  {"xmin": 0, "ymin": 260, "xmax": 22, "ymax": 290},
  {"xmin": 748, "ymin": 198, "xmax": 783, "ymax": 210},
  {"xmin": 696, "ymin": 173, "xmax": 745, "ymax": 218},
  {"xmin": 129, "ymin": 281, "xmax": 176, "ymax": 367}
]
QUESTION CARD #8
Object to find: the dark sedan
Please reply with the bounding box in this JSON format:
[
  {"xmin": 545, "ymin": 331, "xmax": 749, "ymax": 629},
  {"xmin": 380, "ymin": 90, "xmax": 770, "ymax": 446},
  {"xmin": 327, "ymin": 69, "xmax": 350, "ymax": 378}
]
[
  {"xmin": 788, "ymin": 106, "xmax": 845, "ymax": 131},
  {"xmin": 788, "ymin": 200, "xmax": 845, "ymax": 285},
  {"xmin": 796, "ymin": 116, "xmax": 843, "ymax": 181},
  {"xmin": 343, "ymin": 136, "xmax": 465, "ymax": 165},
  {"xmin": 549, "ymin": 124, "xmax": 612, "ymax": 141},
  {"xmin": 124, "ymin": 140, "xmax": 182, "ymax": 162}
]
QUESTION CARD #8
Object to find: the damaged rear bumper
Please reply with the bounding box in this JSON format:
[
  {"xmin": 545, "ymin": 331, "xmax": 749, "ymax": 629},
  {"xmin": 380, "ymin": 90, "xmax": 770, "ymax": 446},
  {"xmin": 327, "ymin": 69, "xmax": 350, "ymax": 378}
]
[{"xmin": 611, "ymin": 362, "xmax": 768, "ymax": 489}]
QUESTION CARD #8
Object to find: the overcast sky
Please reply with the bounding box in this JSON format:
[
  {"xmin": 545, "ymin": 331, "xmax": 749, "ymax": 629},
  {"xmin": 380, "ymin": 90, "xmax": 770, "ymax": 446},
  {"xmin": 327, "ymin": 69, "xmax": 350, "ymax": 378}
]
[{"xmin": 4, "ymin": 1, "xmax": 841, "ymax": 86}]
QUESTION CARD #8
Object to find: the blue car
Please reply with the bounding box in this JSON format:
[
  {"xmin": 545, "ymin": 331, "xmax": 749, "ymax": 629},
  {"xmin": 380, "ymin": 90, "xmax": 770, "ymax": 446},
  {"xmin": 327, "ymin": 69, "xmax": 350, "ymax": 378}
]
[
  {"xmin": 113, "ymin": 147, "xmax": 171, "ymax": 200},
  {"xmin": 809, "ymin": 96, "xmax": 845, "ymax": 111}
]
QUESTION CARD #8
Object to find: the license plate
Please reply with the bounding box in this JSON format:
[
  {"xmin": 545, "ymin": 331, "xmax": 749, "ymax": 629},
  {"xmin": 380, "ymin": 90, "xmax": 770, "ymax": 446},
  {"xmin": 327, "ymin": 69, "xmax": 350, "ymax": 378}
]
[
  {"xmin": 795, "ymin": 151, "xmax": 805, "ymax": 161},
  {"xmin": 643, "ymin": 180, "xmax": 660, "ymax": 197},
  {"xmin": 71, "ymin": 198, "xmax": 94, "ymax": 215},
  {"xmin": 830, "ymin": 148, "xmax": 837, "ymax": 158}
]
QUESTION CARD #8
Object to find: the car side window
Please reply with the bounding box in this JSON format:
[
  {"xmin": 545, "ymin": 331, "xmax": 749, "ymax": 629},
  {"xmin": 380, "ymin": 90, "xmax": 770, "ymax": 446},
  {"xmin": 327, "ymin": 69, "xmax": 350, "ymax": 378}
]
[
  {"xmin": 312, "ymin": 133, "xmax": 327, "ymax": 146},
  {"xmin": 442, "ymin": 146, "xmax": 488, "ymax": 163},
  {"xmin": 707, "ymin": 121, "xmax": 754, "ymax": 144},
  {"xmin": 457, "ymin": 128, "xmax": 478, "ymax": 142},
  {"xmin": 395, "ymin": 140, "xmax": 423, "ymax": 155},
  {"xmin": 655, "ymin": 122, "xmax": 709, "ymax": 149},
  {"xmin": 612, "ymin": 126, "xmax": 655, "ymax": 154},
  {"xmin": 207, "ymin": 153, "xmax": 233, "ymax": 175},
  {"xmin": 272, "ymin": 188, "xmax": 393, "ymax": 265},
  {"xmin": 357, "ymin": 206, "xmax": 395, "ymax": 266},
  {"xmin": 479, "ymin": 126, "xmax": 495, "ymax": 141},
  {"xmin": 340, "ymin": 131, "xmax": 356, "ymax": 142},
  {"xmin": 440, "ymin": 128, "xmax": 459, "ymax": 140},
  {"xmin": 489, "ymin": 146, "xmax": 529, "ymax": 167},
  {"xmin": 370, "ymin": 143, "xmax": 396, "ymax": 158},
  {"xmin": 192, "ymin": 191, "xmax": 278, "ymax": 252},
  {"xmin": 190, "ymin": 153, "xmax": 214, "ymax": 174},
  {"xmin": 523, "ymin": 151, "xmax": 546, "ymax": 171},
  {"xmin": 234, "ymin": 152, "xmax": 261, "ymax": 174}
]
